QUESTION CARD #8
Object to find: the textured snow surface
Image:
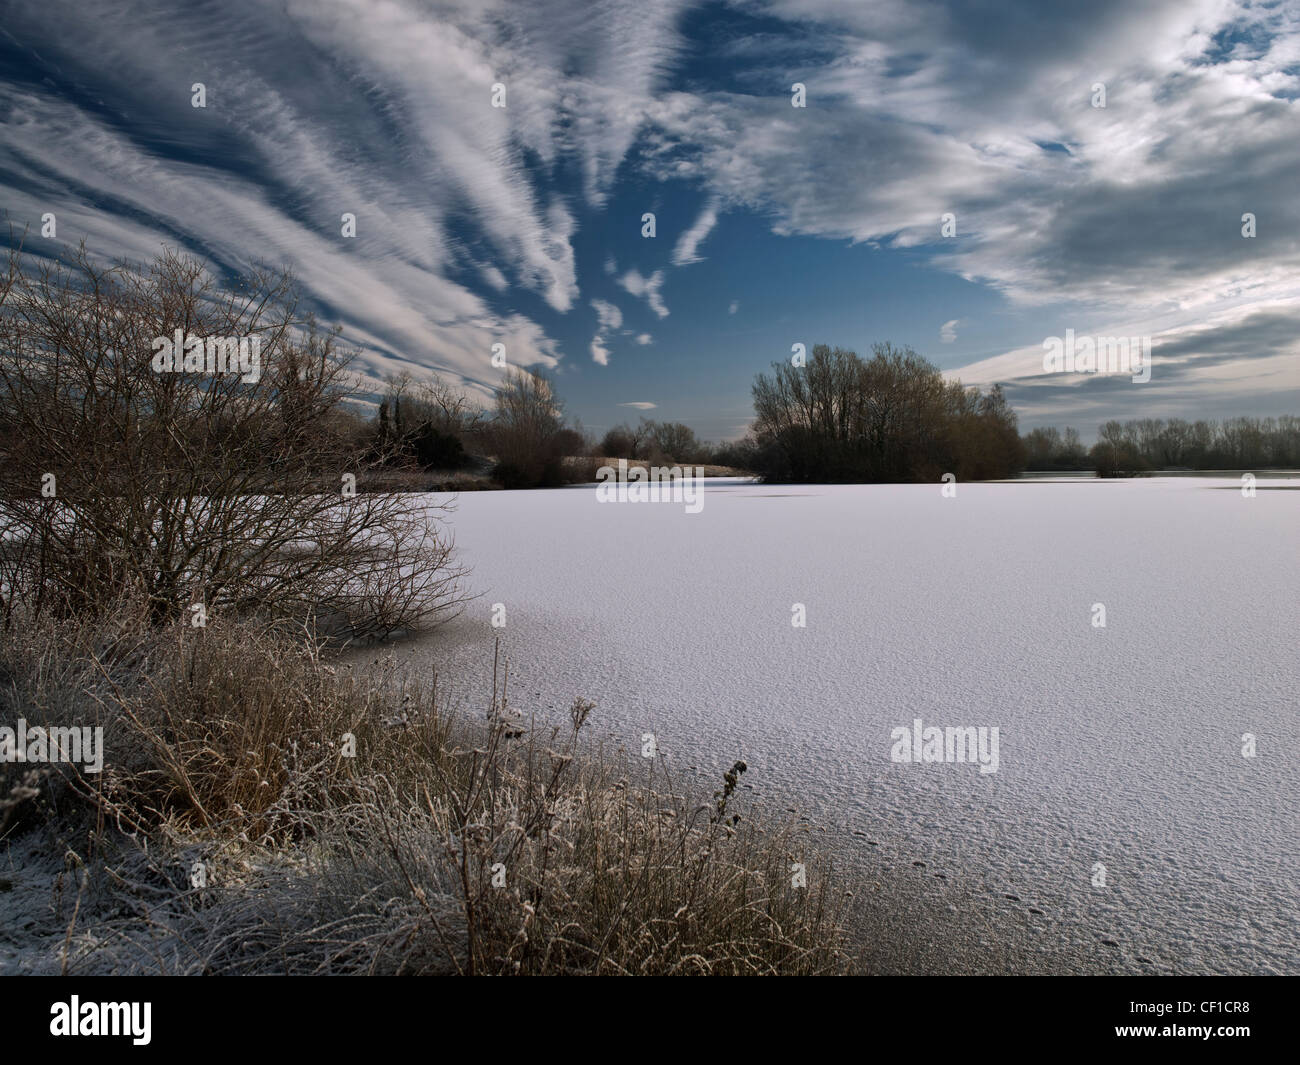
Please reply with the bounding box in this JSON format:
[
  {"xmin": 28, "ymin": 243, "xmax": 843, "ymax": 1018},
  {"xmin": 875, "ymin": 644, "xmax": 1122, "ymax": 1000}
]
[{"xmin": 409, "ymin": 476, "xmax": 1298, "ymax": 973}]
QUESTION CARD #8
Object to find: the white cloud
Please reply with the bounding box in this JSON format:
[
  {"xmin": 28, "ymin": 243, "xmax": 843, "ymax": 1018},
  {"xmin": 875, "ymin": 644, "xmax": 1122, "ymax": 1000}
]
[
  {"xmin": 637, "ymin": 0, "xmax": 1300, "ymax": 346},
  {"xmin": 951, "ymin": 298, "xmax": 1300, "ymax": 427},
  {"xmin": 0, "ymin": 3, "xmax": 588, "ymax": 397},
  {"xmin": 591, "ymin": 298, "xmax": 623, "ymax": 331},
  {"xmin": 940, "ymin": 319, "xmax": 959, "ymax": 343},
  {"xmin": 618, "ymin": 268, "xmax": 669, "ymax": 318},
  {"xmin": 728, "ymin": 300, "xmax": 740, "ymax": 315},
  {"xmin": 589, "ymin": 298, "xmax": 627, "ymax": 365},
  {"xmin": 619, "ymin": 401, "xmax": 657, "ymax": 409},
  {"xmin": 672, "ymin": 198, "xmax": 719, "ymax": 265},
  {"xmin": 635, "ymin": 333, "xmax": 652, "ymax": 345}
]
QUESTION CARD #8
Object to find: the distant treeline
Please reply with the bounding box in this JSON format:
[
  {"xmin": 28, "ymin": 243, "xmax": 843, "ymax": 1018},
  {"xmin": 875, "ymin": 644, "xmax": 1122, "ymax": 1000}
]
[
  {"xmin": 363, "ymin": 341, "xmax": 1300, "ymax": 486},
  {"xmin": 370, "ymin": 370, "xmax": 590, "ymax": 488},
  {"xmin": 1024, "ymin": 417, "xmax": 1300, "ymax": 476},
  {"xmin": 370, "ymin": 373, "xmax": 748, "ymax": 485},
  {"xmin": 244, "ymin": 351, "xmax": 1300, "ymax": 487},
  {"xmin": 372, "ymin": 342, "xmax": 1030, "ymax": 486},
  {"xmin": 595, "ymin": 419, "xmax": 749, "ymax": 468}
]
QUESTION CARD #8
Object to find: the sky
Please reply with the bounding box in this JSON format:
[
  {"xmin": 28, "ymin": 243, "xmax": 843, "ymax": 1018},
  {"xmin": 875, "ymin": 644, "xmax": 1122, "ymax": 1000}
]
[{"xmin": 1, "ymin": 0, "xmax": 1297, "ymax": 442}]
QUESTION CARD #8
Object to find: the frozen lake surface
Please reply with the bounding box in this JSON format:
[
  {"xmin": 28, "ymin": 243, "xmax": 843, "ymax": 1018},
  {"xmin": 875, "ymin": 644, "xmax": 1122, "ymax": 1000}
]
[{"xmin": 397, "ymin": 475, "xmax": 1299, "ymax": 974}]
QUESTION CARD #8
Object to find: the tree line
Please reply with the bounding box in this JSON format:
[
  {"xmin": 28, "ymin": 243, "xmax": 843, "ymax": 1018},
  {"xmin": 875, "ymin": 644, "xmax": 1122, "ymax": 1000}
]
[
  {"xmin": 1023, "ymin": 417, "xmax": 1300, "ymax": 476},
  {"xmin": 595, "ymin": 419, "xmax": 749, "ymax": 468},
  {"xmin": 369, "ymin": 376, "xmax": 751, "ymax": 482}
]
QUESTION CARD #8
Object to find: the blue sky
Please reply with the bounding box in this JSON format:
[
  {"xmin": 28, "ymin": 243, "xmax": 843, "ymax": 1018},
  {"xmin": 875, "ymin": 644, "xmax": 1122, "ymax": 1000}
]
[{"xmin": 2, "ymin": 0, "xmax": 1298, "ymax": 442}]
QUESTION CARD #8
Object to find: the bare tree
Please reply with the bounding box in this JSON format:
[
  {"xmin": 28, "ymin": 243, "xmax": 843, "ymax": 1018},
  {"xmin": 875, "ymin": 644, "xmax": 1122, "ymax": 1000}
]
[
  {"xmin": 485, "ymin": 368, "xmax": 570, "ymax": 487},
  {"xmin": 645, "ymin": 420, "xmax": 704, "ymax": 464}
]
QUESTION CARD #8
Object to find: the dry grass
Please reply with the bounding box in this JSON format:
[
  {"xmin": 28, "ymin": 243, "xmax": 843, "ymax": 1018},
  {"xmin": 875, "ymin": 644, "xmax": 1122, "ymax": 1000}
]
[
  {"xmin": 353, "ymin": 468, "xmax": 498, "ymax": 494},
  {"xmin": 0, "ymin": 604, "xmax": 850, "ymax": 975}
]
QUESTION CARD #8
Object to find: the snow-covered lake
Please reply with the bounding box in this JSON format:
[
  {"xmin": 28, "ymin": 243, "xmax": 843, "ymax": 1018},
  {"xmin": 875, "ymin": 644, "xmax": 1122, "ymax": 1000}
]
[{"xmin": 398, "ymin": 475, "xmax": 1299, "ymax": 974}]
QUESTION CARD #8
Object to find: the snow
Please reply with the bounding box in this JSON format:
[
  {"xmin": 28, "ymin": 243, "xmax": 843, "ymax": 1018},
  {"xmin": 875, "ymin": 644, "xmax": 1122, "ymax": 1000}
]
[{"xmin": 408, "ymin": 474, "xmax": 1300, "ymax": 974}]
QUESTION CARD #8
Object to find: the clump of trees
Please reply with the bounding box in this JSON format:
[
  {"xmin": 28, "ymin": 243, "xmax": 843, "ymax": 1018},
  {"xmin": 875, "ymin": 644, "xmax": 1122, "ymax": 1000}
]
[
  {"xmin": 364, "ymin": 368, "xmax": 592, "ymax": 489},
  {"xmin": 0, "ymin": 242, "xmax": 465, "ymax": 638},
  {"xmin": 747, "ymin": 342, "xmax": 1024, "ymax": 483},
  {"xmin": 597, "ymin": 418, "xmax": 711, "ymax": 465},
  {"xmin": 372, "ymin": 373, "xmax": 482, "ymax": 471}
]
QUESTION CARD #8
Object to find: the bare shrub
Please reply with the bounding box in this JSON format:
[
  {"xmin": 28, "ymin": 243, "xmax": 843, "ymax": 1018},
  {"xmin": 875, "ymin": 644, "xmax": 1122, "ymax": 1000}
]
[{"xmin": 0, "ymin": 240, "xmax": 466, "ymax": 637}]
